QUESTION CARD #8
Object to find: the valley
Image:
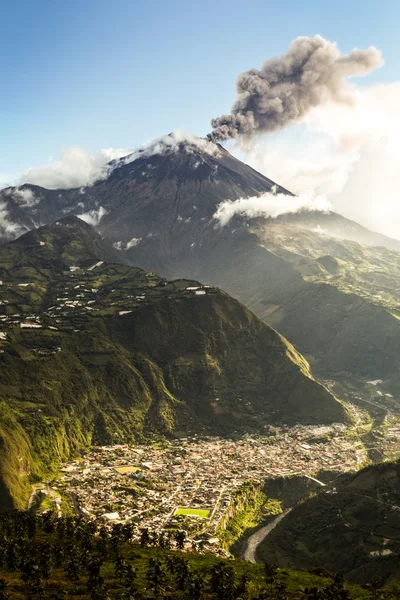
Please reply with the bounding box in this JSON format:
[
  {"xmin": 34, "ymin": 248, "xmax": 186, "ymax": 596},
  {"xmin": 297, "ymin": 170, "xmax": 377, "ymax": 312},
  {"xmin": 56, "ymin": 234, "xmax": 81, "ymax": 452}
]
[
  {"xmin": 1, "ymin": 136, "xmax": 400, "ymax": 400},
  {"xmin": 0, "ymin": 136, "xmax": 399, "ymax": 593},
  {"xmin": 257, "ymin": 458, "xmax": 400, "ymax": 583},
  {"xmin": 0, "ymin": 217, "xmax": 348, "ymax": 512},
  {"xmin": 51, "ymin": 427, "xmax": 363, "ymax": 526},
  {"xmin": 3, "ymin": 13, "xmax": 400, "ymax": 596},
  {"xmin": 33, "ymin": 419, "xmax": 400, "ymax": 558}
]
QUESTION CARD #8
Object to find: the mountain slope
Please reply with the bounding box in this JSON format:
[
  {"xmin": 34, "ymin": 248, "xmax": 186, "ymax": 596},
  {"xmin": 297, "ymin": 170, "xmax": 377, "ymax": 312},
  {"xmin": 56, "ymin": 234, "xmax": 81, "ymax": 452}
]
[
  {"xmin": 0, "ymin": 135, "xmax": 291, "ymax": 245},
  {"xmin": 2, "ymin": 134, "xmax": 399, "ymax": 398},
  {"xmin": 0, "ymin": 218, "xmax": 346, "ymax": 510},
  {"xmin": 257, "ymin": 460, "xmax": 400, "ymax": 584},
  {"xmin": 273, "ymin": 210, "xmax": 400, "ymax": 252}
]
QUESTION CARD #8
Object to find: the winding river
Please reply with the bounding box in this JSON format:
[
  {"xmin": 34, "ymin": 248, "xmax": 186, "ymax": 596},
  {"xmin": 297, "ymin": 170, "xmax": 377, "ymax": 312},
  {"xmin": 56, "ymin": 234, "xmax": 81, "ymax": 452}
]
[{"xmin": 242, "ymin": 508, "xmax": 292, "ymax": 563}]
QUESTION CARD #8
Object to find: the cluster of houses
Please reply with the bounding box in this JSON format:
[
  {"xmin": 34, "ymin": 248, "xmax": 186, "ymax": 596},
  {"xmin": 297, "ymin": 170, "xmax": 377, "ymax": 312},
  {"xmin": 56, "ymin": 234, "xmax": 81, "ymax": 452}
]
[
  {"xmin": 0, "ymin": 262, "xmax": 212, "ymax": 353},
  {"xmin": 51, "ymin": 426, "xmax": 366, "ymax": 552}
]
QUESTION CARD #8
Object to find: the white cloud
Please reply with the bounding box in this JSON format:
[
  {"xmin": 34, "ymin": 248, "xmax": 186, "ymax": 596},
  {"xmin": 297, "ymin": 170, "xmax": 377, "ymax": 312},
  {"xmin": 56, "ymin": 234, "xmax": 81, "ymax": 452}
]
[
  {"xmin": 18, "ymin": 147, "xmax": 131, "ymax": 190},
  {"xmin": 78, "ymin": 206, "xmax": 107, "ymax": 226},
  {"xmin": 232, "ymin": 82, "xmax": 400, "ymax": 240},
  {"xmin": 12, "ymin": 188, "xmax": 39, "ymax": 206},
  {"xmin": 214, "ymin": 192, "xmax": 331, "ymax": 227},
  {"xmin": 237, "ymin": 134, "xmax": 357, "ymax": 198},
  {"xmin": 0, "ymin": 174, "xmax": 13, "ymax": 189},
  {"xmin": 329, "ymin": 137, "xmax": 400, "ymax": 239},
  {"xmin": 113, "ymin": 237, "xmax": 142, "ymax": 250},
  {"xmin": 126, "ymin": 237, "xmax": 142, "ymax": 249},
  {"xmin": 0, "ymin": 202, "xmax": 21, "ymax": 234},
  {"xmin": 12, "ymin": 130, "xmax": 219, "ymax": 191},
  {"xmin": 111, "ymin": 129, "xmax": 220, "ymax": 172}
]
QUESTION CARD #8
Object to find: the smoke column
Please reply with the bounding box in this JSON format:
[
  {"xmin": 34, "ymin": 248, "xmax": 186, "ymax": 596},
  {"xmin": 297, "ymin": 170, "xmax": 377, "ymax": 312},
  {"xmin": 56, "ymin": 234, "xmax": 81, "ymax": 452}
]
[{"xmin": 209, "ymin": 35, "xmax": 383, "ymax": 141}]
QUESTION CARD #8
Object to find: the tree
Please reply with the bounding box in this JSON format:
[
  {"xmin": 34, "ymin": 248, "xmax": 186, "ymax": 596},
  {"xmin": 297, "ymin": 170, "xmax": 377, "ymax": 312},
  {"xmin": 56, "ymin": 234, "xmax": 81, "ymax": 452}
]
[
  {"xmin": 87, "ymin": 558, "xmax": 104, "ymax": 596},
  {"xmin": 210, "ymin": 563, "xmax": 236, "ymax": 600},
  {"xmin": 236, "ymin": 573, "xmax": 249, "ymax": 598},
  {"xmin": 118, "ymin": 563, "xmax": 139, "ymax": 600},
  {"xmin": 5, "ymin": 544, "xmax": 18, "ymax": 572},
  {"xmin": 146, "ymin": 558, "xmax": 166, "ymax": 597},
  {"xmin": 140, "ymin": 528, "xmax": 150, "ymax": 548},
  {"xmin": 300, "ymin": 587, "xmax": 327, "ymax": 599},
  {"xmin": 0, "ymin": 579, "xmax": 10, "ymax": 600},
  {"xmin": 363, "ymin": 577, "xmax": 384, "ymax": 600},
  {"xmin": 175, "ymin": 530, "xmax": 186, "ymax": 551},
  {"xmin": 38, "ymin": 542, "xmax": 53, "ymax": 583},
  {"xmin": 185, "ymin": 573, "xmax": 204, "ymax": 600},
  {"xmin": 264, "ymin": 562, "xmax": 278, "ymax": 596},
  {"xmin": 65, "ymin": 554, "xmax": 81, "ymax": 585}
]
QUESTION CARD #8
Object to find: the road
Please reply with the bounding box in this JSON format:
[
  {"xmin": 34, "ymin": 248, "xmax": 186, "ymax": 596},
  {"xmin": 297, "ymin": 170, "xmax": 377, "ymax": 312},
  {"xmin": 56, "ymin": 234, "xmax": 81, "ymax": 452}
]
[
  {"xmin": 242, "ymin": 509, "xmax": 292, "ymax": 563},
  {"xmin": 27, "ymin": 484, "xmax": 45, "ymax": 510}
]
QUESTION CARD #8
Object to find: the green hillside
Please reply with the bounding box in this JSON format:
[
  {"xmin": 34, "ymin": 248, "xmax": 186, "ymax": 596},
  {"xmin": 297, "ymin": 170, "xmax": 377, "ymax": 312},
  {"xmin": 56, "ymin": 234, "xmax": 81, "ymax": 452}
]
[
  {"xmin": 0, "ymin": 218, "xmax": 346, "ymax": 510},
  {"xmin": 257, "ymin": 459, "xmax": 400, "ymax": 584},
  {"xmin": 0, "ymin": 510, "xmax": 397, "ymax": 599}
]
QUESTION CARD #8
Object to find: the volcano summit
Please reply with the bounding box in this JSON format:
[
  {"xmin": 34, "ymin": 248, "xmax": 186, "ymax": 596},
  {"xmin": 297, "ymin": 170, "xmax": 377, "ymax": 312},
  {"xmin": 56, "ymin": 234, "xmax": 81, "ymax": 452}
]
[{"xmin": 1, "ymin": 132, "xmax": 400, "ymax": 401}]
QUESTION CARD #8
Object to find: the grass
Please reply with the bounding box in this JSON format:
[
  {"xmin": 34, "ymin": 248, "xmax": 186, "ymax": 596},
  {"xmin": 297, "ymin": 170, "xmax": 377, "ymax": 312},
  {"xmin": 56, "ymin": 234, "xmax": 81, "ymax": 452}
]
[
  {"xmin": 0, "ymin": 541, "xmax": 377, "ymax": 599},
  {"xmin": 175, "ymin": 507, "xmax": 211, "ymax": 518},
  {"xmin": 257, "ymin": 459, "xmax": 400, "ymax": 583},
  {"xmin": 0, "ymin": 217, "xmax": 349, "ymax": 510},
  {"xmin": 114, "ymin": 466, "xmax": 141, "ymax": 474},
  {"xmin": 217, "ymin": 482, "xmax": 271, "ymax": 552}
]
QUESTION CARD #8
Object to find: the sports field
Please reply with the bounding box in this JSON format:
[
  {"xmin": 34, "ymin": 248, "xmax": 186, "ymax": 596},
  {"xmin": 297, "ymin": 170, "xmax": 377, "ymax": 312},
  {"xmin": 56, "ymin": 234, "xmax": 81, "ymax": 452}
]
[
  {"xmin": 174, "ymin": 507, "xmax": 211, "ymax": 518},
  {"xmin": 114, "ymin": 466, "xmax": 141, "ymax": 474}
]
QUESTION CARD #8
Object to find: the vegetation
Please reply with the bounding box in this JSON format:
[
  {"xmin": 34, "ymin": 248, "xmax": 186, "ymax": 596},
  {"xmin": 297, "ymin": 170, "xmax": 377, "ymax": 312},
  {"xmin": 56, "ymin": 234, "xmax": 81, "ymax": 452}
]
[
  {"xmin": 0, "ymin": 218, "xmax": 346, "ymax": 510},
  {"xmin": 0, "ymin": 510, "xmax": 398, "ymax": 598},
  {"xmin": 250, "ymin": 221, "xmax": 400, "ymax": 392},
  {"xmin": 257, "ymin": 459, "xmax": 400, "ymax": 584},
  {"xmin": 216, "ymin": 482, "xmax": 272, "ymax": 551}
]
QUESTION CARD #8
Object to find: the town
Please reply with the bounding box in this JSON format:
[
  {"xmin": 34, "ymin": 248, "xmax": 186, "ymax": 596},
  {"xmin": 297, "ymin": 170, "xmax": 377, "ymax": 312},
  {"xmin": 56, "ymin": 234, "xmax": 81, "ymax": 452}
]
[{"xmin": 40, "ymin": 425, "xmax": 369, "ymax": 554}]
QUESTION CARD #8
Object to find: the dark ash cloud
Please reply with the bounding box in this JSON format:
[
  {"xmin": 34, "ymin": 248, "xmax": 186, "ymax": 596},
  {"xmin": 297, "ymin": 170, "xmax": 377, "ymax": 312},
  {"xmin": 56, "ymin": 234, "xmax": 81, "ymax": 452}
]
[{"xmin": 208, "ymin": 35, "xmax": 383, "ymax": 141}]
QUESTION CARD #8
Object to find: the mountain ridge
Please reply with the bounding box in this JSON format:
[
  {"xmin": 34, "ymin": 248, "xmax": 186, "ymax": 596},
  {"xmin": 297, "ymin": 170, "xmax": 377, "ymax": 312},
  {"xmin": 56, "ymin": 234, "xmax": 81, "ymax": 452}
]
[
  {"xmin": 1, "ymin": 136, "xmax": 399, "ymax": 400},
  {"xmin": 257, "ymin": 459, "xmax": 400, "ymax": 584},
  {"xmin": 0, "ymin": 217, "xmax": 347, "ymax": 510}
]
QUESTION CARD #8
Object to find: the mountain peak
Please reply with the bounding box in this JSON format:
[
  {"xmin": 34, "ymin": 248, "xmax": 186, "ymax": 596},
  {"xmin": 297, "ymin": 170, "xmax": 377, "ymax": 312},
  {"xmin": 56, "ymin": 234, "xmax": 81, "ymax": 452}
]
[
  {"xmin": 108, "ymin": 129, "xmax": 222, "ymax": 173},
  {"xmin": 0, "ymin": 216, "xmax": 125, "ymax": 282}
]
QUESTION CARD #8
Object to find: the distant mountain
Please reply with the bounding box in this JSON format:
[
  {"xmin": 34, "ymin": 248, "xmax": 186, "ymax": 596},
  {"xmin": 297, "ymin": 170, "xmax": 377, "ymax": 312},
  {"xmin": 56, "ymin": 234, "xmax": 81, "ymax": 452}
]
[
  {"xmin": 0, "ymin": 215, "xmax": 125, "ymax": 280},
  {"xmin": 273, "ymin": 210, "xmax": 400, "ymax": 252},
  {"xmin": 257, "ymin": 459, "xmax": 400, "ymax": 584},
  {"xmin": 1, "ymin": 133, "xmax": 399, "ymax": 399},
  {"xmin": 0, "ymin": 217, "xmax": 345, "ymax": 510}
]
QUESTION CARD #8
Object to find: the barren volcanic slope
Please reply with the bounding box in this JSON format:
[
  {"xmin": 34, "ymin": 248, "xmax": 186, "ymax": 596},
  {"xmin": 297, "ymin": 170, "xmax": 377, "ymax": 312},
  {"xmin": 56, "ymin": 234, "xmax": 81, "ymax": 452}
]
[
  {"xmin": 1, "ymin": 134, "xmax": 399, "ymax": 397},
  {"xmin": 0, "ymin": 216, "xmax": 345, "ymax": 510}
]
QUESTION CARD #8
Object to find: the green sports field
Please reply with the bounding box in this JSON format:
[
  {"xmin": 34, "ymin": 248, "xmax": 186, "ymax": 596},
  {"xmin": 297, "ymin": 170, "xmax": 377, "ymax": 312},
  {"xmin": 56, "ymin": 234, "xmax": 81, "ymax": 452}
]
[
  {"xmin": 174, "ymin": 507, "xmax": 211, "ymax": 518},
  {"xmin": 114, "ymin": 466, "xmax": 141, "ymax": 474}
]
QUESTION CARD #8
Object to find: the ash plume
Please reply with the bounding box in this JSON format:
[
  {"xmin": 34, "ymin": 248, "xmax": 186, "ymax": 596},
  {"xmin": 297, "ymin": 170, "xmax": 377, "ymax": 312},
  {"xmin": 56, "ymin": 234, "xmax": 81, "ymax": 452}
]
[{"xmin": 209, "ymin": 35, "xmax": 383, "ymax": 141}]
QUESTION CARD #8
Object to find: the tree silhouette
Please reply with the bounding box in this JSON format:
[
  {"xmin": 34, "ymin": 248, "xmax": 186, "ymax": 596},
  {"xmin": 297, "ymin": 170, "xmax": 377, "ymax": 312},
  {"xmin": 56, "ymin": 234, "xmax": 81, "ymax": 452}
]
[
  {"xmin": 139, "ymin": 528, "xmax": 150, "ymax": 548},
  {"xmin": 0, "ymin": 579, "xmax": 10, "ymax": 600},
  {"xmin": 363, "ymin": 577, "xmax": 385, "ymax": 600},
  {"xmin": 174, "ymin": 530, "xmax": 186, "ymax": 550},
  {"xmin": 236, "ymin": 572, "xmax": 249, "ymax": 598},
  {"xmin": 264, "ymin": 562, "xmax": 279, "ymax": 596},
  {"xmin": 185, "ymin": 572, "xmax": 204, "ymax": 600},
  {"xmin": 210, "ymin": 563, "xmax": 236, "ymax": 600},
  {"xmin": 146, "ymin": 557, "xmax": 166, "ymax": 596}
]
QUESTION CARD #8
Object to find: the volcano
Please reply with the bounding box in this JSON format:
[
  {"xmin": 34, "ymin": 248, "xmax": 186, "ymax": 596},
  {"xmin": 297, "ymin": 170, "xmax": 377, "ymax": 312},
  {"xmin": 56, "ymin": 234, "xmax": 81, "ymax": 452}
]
[{"xmin": 1, "ymin": 132, "xmax": 400, "ymax": 399}]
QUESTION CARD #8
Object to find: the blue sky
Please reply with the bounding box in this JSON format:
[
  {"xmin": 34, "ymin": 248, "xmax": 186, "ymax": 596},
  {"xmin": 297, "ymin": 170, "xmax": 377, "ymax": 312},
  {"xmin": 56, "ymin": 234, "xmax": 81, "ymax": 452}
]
[{"xmin": 1, "ymin": 0, "xmax": 400, "ymax": 181}]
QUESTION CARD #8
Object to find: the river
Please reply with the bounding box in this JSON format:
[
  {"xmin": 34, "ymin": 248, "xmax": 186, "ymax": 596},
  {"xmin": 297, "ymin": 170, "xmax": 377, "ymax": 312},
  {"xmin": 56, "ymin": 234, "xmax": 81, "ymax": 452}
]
[{"xmin": 242, "ymin": 508, "xmax": 292, "ymax": 563}]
